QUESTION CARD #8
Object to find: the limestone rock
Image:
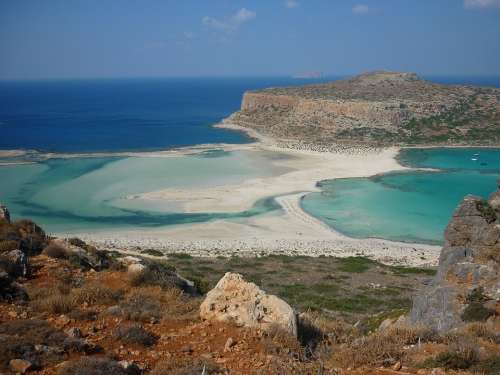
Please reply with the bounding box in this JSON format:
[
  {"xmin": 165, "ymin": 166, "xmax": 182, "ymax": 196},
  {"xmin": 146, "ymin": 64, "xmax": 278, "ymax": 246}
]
[
  {"xmin": 200, "ymin": 272, "xmax": 297, "ymax": 336},
  {"xmin": 0, "ymin": 204, "xmax": 10, "ymax": 223},
  {"xmin": 65, "ymin": 327, "xmax": 83, "ymax": 338},
  {"xmin": 410, "ymin": 184, "xmax": 500, "ymax": 332},
  {"xmin": 127, "ymin": 262, "xmax": 146, "ymax": 275}
]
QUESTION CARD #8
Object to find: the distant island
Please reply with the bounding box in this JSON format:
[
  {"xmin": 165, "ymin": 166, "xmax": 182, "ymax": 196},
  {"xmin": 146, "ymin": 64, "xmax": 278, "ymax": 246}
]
[{"xmin": 225, "ymin": 71, "xmax": 500, "ymax": 146}]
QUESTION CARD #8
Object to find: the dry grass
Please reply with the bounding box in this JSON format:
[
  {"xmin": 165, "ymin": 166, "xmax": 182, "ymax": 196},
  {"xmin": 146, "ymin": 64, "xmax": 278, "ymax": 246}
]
[
  {"xmin": 462, "ymin": 322, "xmax": 500, "ymax": 344},
  {"xmin": 150, "ymin": 358, "xmax": 220, "ymax": 375},
  {"xmin": 329, "ymin": 324, "xmax": 437, "ymax": 368},
  {"xmin": 298, "ymin": 311, "xmax": 354, "ymax": 345},
  {"xmin": 262, "ymin": 324, "xmax": 305, "ymax": 361},
  {"xmin": 72, "ymin": 281, "xmax": 123, "ymax": 305},
  {"xmin": 0, "ymin": 239, "xmax": 18, "ymax": 253},
  {"xmin": 126, "ymin": 286, "xmax": 199, "ymax": 321},
  {"xmin": 418, "ymin": 341, "xmax": 480, "ymax": 371},
  {"xmin": 29, "ymin": 284, "xmax": 75, "ymax": 314}
]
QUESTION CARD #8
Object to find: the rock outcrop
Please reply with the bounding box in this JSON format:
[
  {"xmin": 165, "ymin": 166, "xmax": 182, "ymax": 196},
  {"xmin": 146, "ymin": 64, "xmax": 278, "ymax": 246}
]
[
  {"xmin": 200, "ymin": 272, "xmax": 297, "ymax": 336},
  {"xmin": 228, "ymin": 71, "xmax": 500, "ymax": 146},
  {"xmin": 0, "ymin": 205, "xmax": 10, "ymax": 223},
  {"xmin": 410, "ymin": 179, "xmax": 500, "ymax": 332}
]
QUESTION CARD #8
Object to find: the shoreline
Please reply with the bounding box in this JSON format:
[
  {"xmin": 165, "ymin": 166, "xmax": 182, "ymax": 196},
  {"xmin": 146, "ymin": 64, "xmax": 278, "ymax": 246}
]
[
  {"xmin": 53, "ymin": 122, "xmax": 442, "ymax": 267},
  {"xmin": 7, "ymin": 121, "xmax": 487, "ymax": 266}
]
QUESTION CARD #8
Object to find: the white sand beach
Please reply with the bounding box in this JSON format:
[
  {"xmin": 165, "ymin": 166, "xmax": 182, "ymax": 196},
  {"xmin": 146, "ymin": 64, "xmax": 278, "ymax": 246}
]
[{"xmin": 62, "ymin": 121, "xmax": 441, "ymax": 266}]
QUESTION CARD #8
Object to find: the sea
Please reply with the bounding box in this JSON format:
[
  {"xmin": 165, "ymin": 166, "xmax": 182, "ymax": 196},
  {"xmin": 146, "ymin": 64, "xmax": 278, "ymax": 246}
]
[{"xmin": 0, "ymin": 76, "xmax": 499, "ymax": 242}]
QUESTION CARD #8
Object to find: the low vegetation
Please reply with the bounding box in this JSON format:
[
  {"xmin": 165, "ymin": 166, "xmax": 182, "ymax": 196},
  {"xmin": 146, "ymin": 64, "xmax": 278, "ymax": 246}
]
[{"xmin": 1, "ymin": 216, "xmax": 498, "ymax": 374}]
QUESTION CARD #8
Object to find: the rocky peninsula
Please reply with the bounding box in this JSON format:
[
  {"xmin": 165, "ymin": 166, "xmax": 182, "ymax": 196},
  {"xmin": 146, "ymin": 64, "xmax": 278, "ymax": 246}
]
[{"xmin": 224, "ymin": 71, "xmax": 500, "ymax": 147}]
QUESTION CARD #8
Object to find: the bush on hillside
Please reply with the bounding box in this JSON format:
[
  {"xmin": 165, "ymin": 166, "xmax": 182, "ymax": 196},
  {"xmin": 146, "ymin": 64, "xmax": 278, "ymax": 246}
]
[
  {"xmin": 57, "ymin": 357, "xmax": 128, "ymax": 375},
  {"xmin": 114, "ymin": 324, "xmax": 158, "ymax": 347}
]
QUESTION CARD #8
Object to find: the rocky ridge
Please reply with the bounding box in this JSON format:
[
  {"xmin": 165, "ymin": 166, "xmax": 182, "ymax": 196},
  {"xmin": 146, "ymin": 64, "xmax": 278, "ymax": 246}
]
[{"xmin": 227, "ymin": 71, "xmax": 500, "ymax": 146}]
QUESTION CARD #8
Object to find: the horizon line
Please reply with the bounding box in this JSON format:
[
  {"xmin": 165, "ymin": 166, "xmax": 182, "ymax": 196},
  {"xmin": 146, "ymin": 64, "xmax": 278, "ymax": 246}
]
[{"xmin": 1, "ymin": 73, "xmax": 500, "ymax": 83}]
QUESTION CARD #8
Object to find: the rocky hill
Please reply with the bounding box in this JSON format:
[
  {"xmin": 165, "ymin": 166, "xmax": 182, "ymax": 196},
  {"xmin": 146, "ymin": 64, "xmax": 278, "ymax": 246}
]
[{"xmin": 227, "ymin": 71, "xmax": 500, "ymax": 146}]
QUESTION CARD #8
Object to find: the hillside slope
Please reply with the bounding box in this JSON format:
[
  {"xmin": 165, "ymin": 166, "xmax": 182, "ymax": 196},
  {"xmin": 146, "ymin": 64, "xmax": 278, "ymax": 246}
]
[{"xmin": 228, "ymin": 71, "xmax": 500, "ymax": 146}]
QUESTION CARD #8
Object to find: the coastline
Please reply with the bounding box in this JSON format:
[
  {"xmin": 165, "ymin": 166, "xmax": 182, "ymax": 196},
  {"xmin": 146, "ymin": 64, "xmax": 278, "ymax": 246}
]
[
  {"xmin": 69, "ymin": 190, "xmax": 440, "ymax": 267},
  {"xmin": 53, "ymin": 120, "xmax": 442, "ymax": 267},
  {"xmin": 4, "ymin": 120, "xmax": 468, "ymax": 266}
]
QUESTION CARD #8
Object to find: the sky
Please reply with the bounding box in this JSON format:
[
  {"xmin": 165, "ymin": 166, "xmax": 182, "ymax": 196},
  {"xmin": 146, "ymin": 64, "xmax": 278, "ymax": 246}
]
[{"xmin": 1, "ymin": 0, "xmax": 500, "ymax": 79}]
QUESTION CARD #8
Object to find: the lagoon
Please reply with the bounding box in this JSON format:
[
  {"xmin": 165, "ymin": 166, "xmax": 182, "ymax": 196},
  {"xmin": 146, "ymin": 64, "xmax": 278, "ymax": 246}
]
[{"xmin": 301, "ymin": 148, "xmax": 500, "ymax": 244}]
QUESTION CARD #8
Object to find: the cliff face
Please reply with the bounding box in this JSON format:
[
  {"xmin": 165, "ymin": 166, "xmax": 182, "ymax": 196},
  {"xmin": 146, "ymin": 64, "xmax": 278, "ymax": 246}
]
[
  {"xmin": 229, "ymin": 71, "xmax": 500, "ymax": 146},
  {"xmin": 410, "ymin": 180, "xmax": 500, "ymax": 332}
]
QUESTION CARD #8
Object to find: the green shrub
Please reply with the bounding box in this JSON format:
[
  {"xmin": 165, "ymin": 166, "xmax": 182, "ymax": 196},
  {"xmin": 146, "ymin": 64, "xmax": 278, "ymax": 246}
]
[
  {"xmin": 476, "ymin": 200, "xmax": 497, "ymax": 224},
  {"xmin": 141, "ymin": 249, "xmax": 164, "ymax": 257},
  {"xmin": 337, "ymin": 257, "xmax": 376, "ymax": 273},
  {"xmin": 57, "ymin": 357, "xmax": 128, "ymax": 375},
  {"xmin": 168, "ymin": 252, "xmax": 192, "ymax": 259},
  {"xmin": 472, "ymin": 356, "xmax": 500, "ymax": 375},
  {"xmin": 419, "ymin": 350, "xmax": 478, "ymax": 370},
  {"xmin": 114, "ymin": 324, "xmax": 158, "ymax": 347},
  {"xmin": 461, "ymin": 288, "xmax": 495, "ymax": 322},
  {"xmin": 462, "ymin": 302, "xmax": 495, "ymax": 322},
  {"xmin": 42, "ymin": 243, "xmax": 69, "ymax": 259}
]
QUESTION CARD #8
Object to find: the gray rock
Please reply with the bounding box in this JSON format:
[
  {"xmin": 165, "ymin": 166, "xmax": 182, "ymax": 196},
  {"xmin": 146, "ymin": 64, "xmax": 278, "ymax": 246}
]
[
  {"xmin": 65, "ymin": 327, "xmax": 83, "ymax": 338},
  {"xmin": 2, "ymin": 249, "xmax": 29, "ymax": 278},
  {"xmin": 0, "ymin": 205, "xmax": 10, "ymax": 223},
  {"xmin": 106, "ymin": 305, "xmax": 123, "ymax": 316},
  {"xmin": 410, "ymin": 187, "xmax": 499, "ymax": 332}
]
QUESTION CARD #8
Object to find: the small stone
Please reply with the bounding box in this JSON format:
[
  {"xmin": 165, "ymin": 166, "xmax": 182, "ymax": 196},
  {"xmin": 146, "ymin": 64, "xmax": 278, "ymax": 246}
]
[
  {"xmin": 57, "ymin": 315, "xmax": 71, "ymax": 326},
  {"xmin": 181, "ymin": 345, "xmax": 193, "ymax": 354},
  {"xmin": 431, "ymin": 368, "xmax": 445, "ymax": 375},
  {"xmin": 65, "ymin": 327, "xmax": 82, "ymax": 338},
  {"xmin": 224, "ymin": 337, "xmax": 235, "ymax": 352},
  {"xmin": 392, "ymin": 361, "xmax": 402, "ymax": 371},
  {"xmin": 118, "ymin": 360, "xmax": 141, "ymax": 375},
  {"xmin": 9, "ymin": 359, "xmax": 33, "ymax": 374}
]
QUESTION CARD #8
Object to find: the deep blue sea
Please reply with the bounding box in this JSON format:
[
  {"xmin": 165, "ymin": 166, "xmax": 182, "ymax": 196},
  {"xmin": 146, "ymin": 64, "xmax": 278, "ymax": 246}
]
[
  {"xmin": 1, "ymin": 75, "xmax": 498, "ymax": 153},
  {"xmin": 0, "ymin": 77, "xmax": 331, "ymax": 153}
]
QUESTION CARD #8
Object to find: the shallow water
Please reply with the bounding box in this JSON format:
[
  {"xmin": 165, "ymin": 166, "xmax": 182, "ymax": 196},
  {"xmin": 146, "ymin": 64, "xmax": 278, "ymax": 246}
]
[
  {"xmin": 0, "ymin": 151, "xmax": 285, "ymax": 233},
  {"xmin": 302, "ymin": 148, "xmax": 500, "ymax": 244}
]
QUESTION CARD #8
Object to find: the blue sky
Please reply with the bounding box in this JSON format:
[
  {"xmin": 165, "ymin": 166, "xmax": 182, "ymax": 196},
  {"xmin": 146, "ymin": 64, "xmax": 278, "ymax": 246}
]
[{"xmin": 1, "ymin": 0, "xmax": 499, "ymax": 79}]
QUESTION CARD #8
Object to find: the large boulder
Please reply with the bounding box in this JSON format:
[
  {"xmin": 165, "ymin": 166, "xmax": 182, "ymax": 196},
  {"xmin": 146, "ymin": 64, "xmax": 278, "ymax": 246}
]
[
  {"xmin": 200, "ymin": 272, "xmax": 297, "ymax": 336},
  {"xmin": 410, "ymin": 179, "xmax": 500, "ymax": 332}
]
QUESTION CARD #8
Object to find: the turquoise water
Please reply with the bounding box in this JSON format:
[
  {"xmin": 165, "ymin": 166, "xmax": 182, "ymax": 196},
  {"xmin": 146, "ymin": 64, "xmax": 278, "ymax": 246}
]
[
  {"xmin": 0, "ymin": 151, "xmax": 285, "ymax": 233},
  {"xmin": 302, "ymin": 148, "xmax": 500, "ymax": 244}
]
